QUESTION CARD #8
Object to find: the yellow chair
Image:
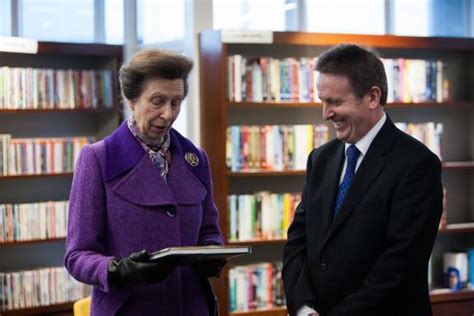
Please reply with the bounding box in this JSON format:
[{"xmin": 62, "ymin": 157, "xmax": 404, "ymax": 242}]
[{"xmin": 73, "ymin": 296, "xmax": 91, "ymax": 316}]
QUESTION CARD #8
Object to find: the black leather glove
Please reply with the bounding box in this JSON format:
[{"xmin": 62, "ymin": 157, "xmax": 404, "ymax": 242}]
[
  {"xmin": 193, "ymin": 259, "xmax": 226, "ymax": 278},
  {"xmin": 108, "ymin": 250, "xmax": 175, "ymax": 287}
]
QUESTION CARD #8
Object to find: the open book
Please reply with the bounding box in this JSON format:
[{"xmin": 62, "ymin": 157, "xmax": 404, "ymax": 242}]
[{"xmin": 149, "ymin": 245, "xmax": 252, "ymax": 265}]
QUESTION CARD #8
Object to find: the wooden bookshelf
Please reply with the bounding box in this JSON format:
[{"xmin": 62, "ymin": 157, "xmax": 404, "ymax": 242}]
[
  {"xmin": 229, "ymin": 101, "xmax": 321, "ymax": 108},
  {"xmin": 199, "ymin": 30, "xmax": 474, "ymax": 315},
  {"xmin": 229, "ymin": 307, "xmax": 287, "ymax": 316},
  {"xmin": 228, "ymin": 101, "xmax": 473, "ymax": 109},
  {"xmin": 430, "ymin": 289, "xmax": 474, "ymax": 316},
  {"xmin": 0, "ymin": 237, "xmax": 65, "ymax": 246},
  {"xmin": 228, "ymin": 170, "xmax": 305, "ymax": 177},
  {"xmin": 226, "ymin": 162, "xmax": 474, "ymax": 177},
  {"xmin": 228, "ymin": 239, "xmax": 287, "ymax": 246},
  {"xmin": 440, "ymin": 223, "xmax": 474, "ymax": 233},
  {"xmin": 1, "ymin": 302, "xmax": 74, "ymax": 315},
  {"xmin": 430, "ymin": 288, "xmax": 474, "ymax": 303},
  {"xmin": 387, "ymin": 101, "xmax": 474, "ymax": 109},
  {"xmin": 0, "ymin": 173, "xmax": 73, "ymax": 179},
  {"xmin": 442, "ymin": 161, "xmax": 474, "ymax": 169},
  {"xmin": 0, "ymin": 108, "xmax": 117, "ymax": 113},
  {"xmin": 0, "ymin": 41, "xmax": 122, "ymax": 315},
  {"xmin": 269, "ymin": 32, "xmax": 474, "ymax": 49}
]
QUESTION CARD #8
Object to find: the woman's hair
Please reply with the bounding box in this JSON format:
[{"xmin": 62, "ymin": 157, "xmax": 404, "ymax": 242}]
[
  {"xmin": 119, "ymin": 48, "xmax": 194, "ymax": 101},
  {"xmin": 316, "ymin": 44, "xmax": 388, "ymax": 106}
]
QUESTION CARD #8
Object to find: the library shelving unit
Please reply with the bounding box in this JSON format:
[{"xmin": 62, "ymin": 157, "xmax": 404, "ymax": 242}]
[
  {"xmin": 0, "ymin": 41, "xmax": 122, "ymax": 315},
  {"xmin": 199, "ymin": 30, "xmax": 474, "ymax": 316}
]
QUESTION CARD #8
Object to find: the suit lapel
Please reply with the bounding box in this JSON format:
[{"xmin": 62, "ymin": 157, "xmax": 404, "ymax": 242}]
[
  {"xmin": 325, "ymin": 151, "xmax": 386, "ymax": 239},
  {"xmin": 319, "ymin": 145, "xmax": 344, "ymax": 239},
  {"xmin": 321, "ymin": 116, "xmax": 397, "ymax": 248}
]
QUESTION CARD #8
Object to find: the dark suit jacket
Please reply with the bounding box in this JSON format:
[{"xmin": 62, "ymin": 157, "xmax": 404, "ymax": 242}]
[{"xmin": 283, "ymin": 117, "xmax": 443, "ymax": 316}]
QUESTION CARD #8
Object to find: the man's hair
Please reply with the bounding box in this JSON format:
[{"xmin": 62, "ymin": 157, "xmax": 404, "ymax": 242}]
[
  {"xmin": 119, "ymin": 48, "xmax": 194, "ymax": 101},
  {"xmin": 316, "ymin": 44, "xmax": 388, "ymax": 106}
]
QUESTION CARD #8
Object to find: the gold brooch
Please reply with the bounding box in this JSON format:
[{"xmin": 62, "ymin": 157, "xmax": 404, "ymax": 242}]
[{"xmin": 185, "ymin": 152, "xmax": 199, "ymax": 167}]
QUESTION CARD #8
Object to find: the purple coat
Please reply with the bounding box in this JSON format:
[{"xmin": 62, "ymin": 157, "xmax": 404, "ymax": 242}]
[{"xmin": 65, "ymin": 122, "xmax": 223, "ymax": 315}]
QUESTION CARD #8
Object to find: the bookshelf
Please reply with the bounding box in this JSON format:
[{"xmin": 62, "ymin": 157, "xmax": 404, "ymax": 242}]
[
  {"xmin": 1, "ymin": 302, "xmax": 74, "ymax": 316},
  {"xmin": 199, "ymin": 30, "xmax": 474, "ymax": 315},
  {"xmin": 229, "ymin": 306, "xmax": 287, "ymax": 316},
  {"xmin": 0, "ymin": 41, "xmax": 122, "ymax": 314}
]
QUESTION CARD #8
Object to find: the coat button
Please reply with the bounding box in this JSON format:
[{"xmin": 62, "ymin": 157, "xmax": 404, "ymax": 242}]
[
  {"xmin": 166, "ymin": 206, "xmax": 177, "ymax": 218},
  {"xmin": 320, "ymin": 262, "xmax": 327, "ymax": 271}
]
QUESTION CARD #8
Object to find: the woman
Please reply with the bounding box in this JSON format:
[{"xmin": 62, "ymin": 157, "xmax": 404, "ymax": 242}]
[{"xmin": 65, "ymin": 49, "xmax": 224, "ymax": 315}]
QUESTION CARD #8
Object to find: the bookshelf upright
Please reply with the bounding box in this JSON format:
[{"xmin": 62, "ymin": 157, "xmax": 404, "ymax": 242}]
[
  {"xmin": 0, "ymin": 41, "xmax": 122, "ymax": 315},
  {"xmin": 199, "ymin": 30, "xmax": 474, "ymax": 316}
]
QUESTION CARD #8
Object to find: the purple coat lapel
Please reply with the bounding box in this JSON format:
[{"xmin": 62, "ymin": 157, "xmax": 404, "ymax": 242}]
[
  {"xmin": 103, "ymin": 122, "xmax": 207, "ymax": 206},
  {"xmin": 103, "ymin": 121, "xmax": 144, "ymax": 182}
]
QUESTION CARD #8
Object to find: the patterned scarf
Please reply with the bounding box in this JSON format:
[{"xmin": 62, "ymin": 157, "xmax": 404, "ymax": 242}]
[{"xmin": 127, "ymin": 117, "xmax": 170, "ymax": 181}]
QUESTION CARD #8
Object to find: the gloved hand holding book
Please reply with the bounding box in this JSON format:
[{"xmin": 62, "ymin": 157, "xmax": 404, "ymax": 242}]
[{"xmin": 108, "ymin": 250, "xmax": 175, "ymax": 287}]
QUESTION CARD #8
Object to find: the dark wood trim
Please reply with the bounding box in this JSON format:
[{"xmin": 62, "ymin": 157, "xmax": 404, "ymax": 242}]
[
  {"xmin": 387, "ymin": 101, "xmax": 473, "ymax": 109},
  {"xmin": 228, "ymin": 170, "xmax": 305, "ymax": 177},
  {"xmin": 271, "ymin": 32, "xmax": 474, "ymax": 50},
  {"xmin": 0, "ymin": 173, "xmax": 73, "ymax": 179},
  {"xmin": 0, "ymin": 237, "xmax": 65, "ymax": 246},
  {"xmin": 199, "ymin": 30, "xmax": 230, "ymax": 316},
  {"xmin": 0, "ymin": 42, "xmax": 122, "ymax": 58},
  {"xmin": 439, "ymin": 223, "xmax": 474, "ymax": 234},
  {"xmin": 0, "ymin": 108, "xmax": 117, "ymax": 113},
  {"xmin": 37, "ymin": 42, "xmax": 122, "ymax": 57},
  {"xmin": 229, "ymin": 307, "xmax": 287, "ymax": 316},
  {"xmin": 430, "ymin": 289, "xmax": 474, "ymax": 303},
  {"xmin": 442, "ymin": 161, "xmax": 474, "ymax": 169},
  {"xmin": 228, "ymin": 101, "xmax": 472, "ymax": 109},
  {"xmin": 211, "ymin": 29, "xmax": 474, "ymax": 50},
  {"xmin": 227, "ymin": 239, "xmax": 287, "ymax": 246},
  {"xmin": 229, "ymin": 101, "xmax": 321, "ymax": 108},
  {"xmin": 1, "ymin": 302, "xmax": 74, "ymax": 315}
]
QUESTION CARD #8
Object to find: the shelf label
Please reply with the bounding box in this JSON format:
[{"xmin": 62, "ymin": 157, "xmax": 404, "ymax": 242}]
[
  {"xmin": 221, "ymin": 30, "xmax": 273, "ymax": 44},
  {"xmin": 0, "ymin": 36, "xmax": 38, "ymax": 54}
]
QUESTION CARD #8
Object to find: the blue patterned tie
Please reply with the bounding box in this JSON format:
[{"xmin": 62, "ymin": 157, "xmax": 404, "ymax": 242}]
[{"xmin": 333, "ymin": 144, "xmax": 360, "ymax": 220}]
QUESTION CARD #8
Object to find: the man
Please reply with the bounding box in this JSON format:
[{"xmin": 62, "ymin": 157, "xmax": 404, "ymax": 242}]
[{"xmin": 282, "ymin": 44, "xmax": 443, "ymax": 316}]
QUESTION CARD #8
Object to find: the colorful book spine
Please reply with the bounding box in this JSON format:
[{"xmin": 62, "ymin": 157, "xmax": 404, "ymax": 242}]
[
  {"xmin": 0, "ymin": 266, "xmax": 87, "ymax": 311},
  {"xmin": 0, "ymin": 201, "xmax": 69, "ymax": 243},
  {"xmin": 228, "ymin": 262, "xmax": 285, "ymax": 312},
  {"xmin": 0, "ymin": 67, "xmax": 113, "ymax": 110},
  {"xmin": 226, "ymin": 124, "xmax": 328, "ymax": 172},
  {"xmin": 227, "ymin": 192, "xmax": 301, "ymax": 241},
  {"xmin": 0, "ymin": 135, "xmax": 93, "ymax": 176},
  {"xmin": 381, "ymin": 58, "xmax": 450, "ymax": 103}
]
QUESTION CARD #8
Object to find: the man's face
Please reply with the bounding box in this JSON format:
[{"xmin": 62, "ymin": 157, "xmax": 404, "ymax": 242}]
[{"xmin": 317, "ymin": 72, "xmax": 373, "ymax": 143}]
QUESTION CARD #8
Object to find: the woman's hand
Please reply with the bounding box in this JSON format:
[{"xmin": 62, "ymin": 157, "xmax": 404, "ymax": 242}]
[{"xmin": 108, "ymin": 250, "xmax": 175, "ymax": 287}]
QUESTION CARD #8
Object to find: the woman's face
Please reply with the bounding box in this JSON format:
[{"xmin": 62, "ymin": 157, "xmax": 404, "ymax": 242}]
[{"xmin": 129, "ymin": 78, "xmax": 184, "ymax": 142}]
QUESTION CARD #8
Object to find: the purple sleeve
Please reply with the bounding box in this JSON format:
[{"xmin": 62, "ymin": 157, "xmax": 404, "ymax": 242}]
[{"xmin": 64, "ymin": 144, "xmax": 115, "ymax": 293}]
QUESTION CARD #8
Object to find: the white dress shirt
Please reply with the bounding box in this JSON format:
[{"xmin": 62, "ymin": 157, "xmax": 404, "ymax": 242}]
[{"xmin": 339, "ymin": 113, "xmax": 387, "ymax": 183}]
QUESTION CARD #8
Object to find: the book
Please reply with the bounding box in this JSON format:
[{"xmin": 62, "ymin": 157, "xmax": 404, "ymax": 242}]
[
  {"xmin": 443, "ymin": 252, "xmax": 468, "ymax": 290},
  {"xmin": 148, "ymin": 245, "xmax": 252, "ymax": 266}
]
